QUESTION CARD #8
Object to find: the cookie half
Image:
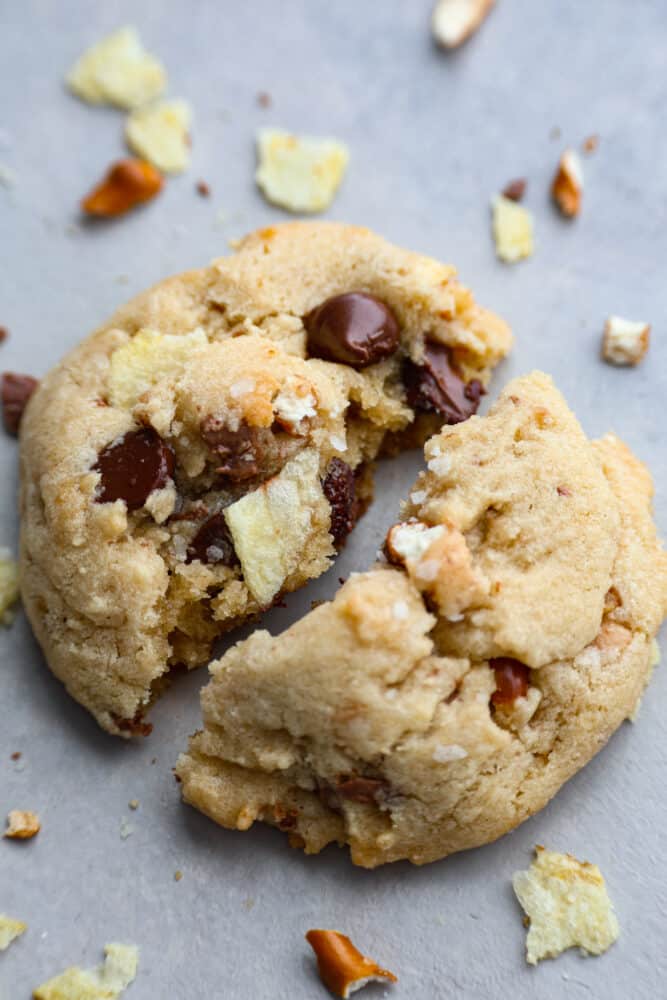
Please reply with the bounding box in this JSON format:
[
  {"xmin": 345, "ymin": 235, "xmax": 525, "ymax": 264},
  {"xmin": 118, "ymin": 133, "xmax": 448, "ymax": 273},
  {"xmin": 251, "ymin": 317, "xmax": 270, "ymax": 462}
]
[
  {"xmin": 19, "ymin": 222, "xmax": 511, "ymax": 736},
  {"xmin": 177, "ymin": 372, "xmax": 667, "ymax": 866}
]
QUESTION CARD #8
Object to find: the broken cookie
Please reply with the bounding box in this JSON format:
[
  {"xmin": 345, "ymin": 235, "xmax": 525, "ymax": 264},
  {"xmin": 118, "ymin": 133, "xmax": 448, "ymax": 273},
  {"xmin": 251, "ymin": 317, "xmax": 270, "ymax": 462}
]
[
  {"xmin": 177, "ymin": 372, "xmax": 667, "ymax": 866},
  {"xmin": 19, "ymin": 222, "xmax": 510, "ymax": 735}
]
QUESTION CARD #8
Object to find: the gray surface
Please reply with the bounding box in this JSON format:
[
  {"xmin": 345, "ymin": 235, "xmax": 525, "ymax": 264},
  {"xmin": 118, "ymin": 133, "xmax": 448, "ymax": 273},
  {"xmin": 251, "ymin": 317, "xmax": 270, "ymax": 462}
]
[{"xmin": 1, "ymin": 0, "xmax": 666, "ymax": 996}]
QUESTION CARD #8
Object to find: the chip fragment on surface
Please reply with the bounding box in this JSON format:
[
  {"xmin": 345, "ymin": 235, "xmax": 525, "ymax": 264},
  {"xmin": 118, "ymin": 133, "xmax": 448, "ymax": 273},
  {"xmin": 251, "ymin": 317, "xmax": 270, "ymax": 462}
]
[
  {"xmin": 0, "ymin": 547, "xmax": 19, "ymax": 625},
  {"xmin": 255, "ymin": 129, "xmax": 349, "ymax": 213},
  {"xmin": 512, "ymin": 846, "xmax": 619, "ymax": 964},
  {"xmin": 0, "ymin": 914, "xmax": 27, "ymax": 951},
  {"xmin": 492, "ymin": 194, "xmax": 534, "ymax": 262},
  {"xmin": 5, "ymin": 809, "xmax": 40, "ymax": 839},
  {"xmin": 66, "ymin": 27, "xmax": 166, "ymax": 110},
  {"xmin": 125, "ymin": 100, "xmax": 191, "ymax": 174},
  {"xmin": 33, "ymin": 942, "xmax": 139, "ymax": 1000}
]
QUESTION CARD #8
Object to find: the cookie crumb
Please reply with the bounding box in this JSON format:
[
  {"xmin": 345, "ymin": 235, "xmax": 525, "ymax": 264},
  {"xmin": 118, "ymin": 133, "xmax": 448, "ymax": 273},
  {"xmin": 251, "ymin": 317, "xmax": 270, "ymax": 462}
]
[
  {"xmin": 33, "ymin": 942, "xmax": 139, "ymax": 999},
  {"xmin": 501, "ymin": 178, "xmax": 527, "ymax": 202},
  {"xmin": 583, "ymin": 134, "xmax": 599, "ymax": 155},
  {"xmin": 174, "ymin": 870, "xmax": 183, "ymax": 882},
  {"xmin": 4, "ymin": 809, "xmax": 40, "ymax": 840},
  {"xmin": 0, "ymin": 326, "xmax": 8, "ymax": 344},
  {"xmin": 128, "ymin": 799, "xmax": 140, "ymax": 810},
  {"xmin": 513, "ymin": 846, "xmax": 619, "ymax": 964},
  {"xmin": 0, "ymin": 914, "xmax": 27, "ymax": 951},
  {"xmin": 10, "ymin": 751, "xmax": 21, "ymax": 761},
  {"xmin": 196, "ymin": 179, "xmax": 211, "ymax": 197},
  {"xmin": 601, "ymin": 316, "xmax": 650, "ymax": 367},
  {"xmin": 257, "ymin": 91, "xmax": 272, "ymax": 108}
]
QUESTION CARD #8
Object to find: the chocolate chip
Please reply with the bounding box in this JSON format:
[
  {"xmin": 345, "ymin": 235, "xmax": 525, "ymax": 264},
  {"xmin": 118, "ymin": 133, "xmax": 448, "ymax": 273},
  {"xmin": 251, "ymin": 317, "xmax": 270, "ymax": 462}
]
[
  {"xmin": 186, "ymin": 512, "xmax": 238, "ymax": 566},
  {"xmin": 110, "ymin": 712, "xmax": 153, "ymax": 737},
  {"xmin": 1, "ymin": 372, "xmax": 38, "ymax": 436},
  {"xmin": 201, "ymin": 417, "xmax": 263, "ymax": 481},
  {"xmin": 489, "ymin": 658, "xmax": 530, "ymax": 706},
  {"xmin": 502, "ymin": 178, "xmax": 527, "ymax": 201},
  {"xmin": 403, "ymin": 342, "xmax": 484, "ymax": 424},
  {"xmin": 336, "ymin": 776, "xmax": 390, "ymax": 804},
  {"xmin": 304, "ymin": 292, "xmax": 400, "ymax": 368},
  {"xmin": 322, "ymin": 458, "xmax": 357, "ymax": 547},
  {"xmin": 94, "ymin": 428, "xmax": 175, "ymax": 509}
]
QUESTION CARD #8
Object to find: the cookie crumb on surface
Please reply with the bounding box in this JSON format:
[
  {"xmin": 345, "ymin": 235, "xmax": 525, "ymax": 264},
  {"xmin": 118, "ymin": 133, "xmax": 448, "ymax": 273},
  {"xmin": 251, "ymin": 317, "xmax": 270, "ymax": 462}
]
[
  {"xmin": 0, "ymin": 914, "xmax": 27, "ymax": 951},
  {"xmin": 174, "ymin": 870, "xmax": 183, "ymax": 882},
  {"xmin": 5, "ymin": 809, "xmax": 40, "ymax": 840},
  {"xmin": 0, "ymin": 326, "xmax": 8, "ymax": 343},
  {"xmin": 125, "ymin": 99, "xmax": 192, "ymax": 174},
  {"xmin": 601, "ymin": 316, "xmax": 650, "ymax": 366},
  {"xmin": 128, "ymin": 799, "xmax": 140, "ymax": 810},
  {"xmin": 501, "ymin": 178, "xmax": 527, "ymax": 202},
  {"xmin": 583, "ymin": 134, "xmax": 599, "ymax": 154},
  {"xmin": 432, "ymin": 0, "xmax": 495, "ymax": 49},
  {"xmin": 196, "ymin": 179, "xmax": 211, "ymax": 197},
  {"xmin": 119, "ymin": 818, "xmax": 133, "ymax": 840},
  {"xmin": 257, "ymin": 91, "xmax": 272, "ymax": 108},
  {"xmin": 513, "ymin": 846, "xmax": 619, "ymax": 964},
  {"xmin": 255, "ymin": 129, "xmax": 349, "ymax": 213},
  {"xmin": 0, "ymin": 549, "xmax": 19, "ymax": 624},
  {"xmin": 306, "ymin": 929, "xmax": 397, "ymax": 998},
  {"xmin": 33, "ymin": 942, "xmax": 139, "ymax": 1000},
  {"xmin": 66, "ymin": 26, "xmax": 166, "ymax": 109},
  {"xmin": 491, "ymin": 195, "xmax": 534, "ymax": 262}
]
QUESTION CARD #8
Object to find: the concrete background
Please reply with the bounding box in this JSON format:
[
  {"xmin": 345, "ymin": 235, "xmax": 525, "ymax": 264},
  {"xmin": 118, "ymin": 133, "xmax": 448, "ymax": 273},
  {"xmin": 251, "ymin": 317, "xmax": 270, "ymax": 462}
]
[{"xmin": 1, "ymin": 1, "xmax": 666, "ymax": 996}]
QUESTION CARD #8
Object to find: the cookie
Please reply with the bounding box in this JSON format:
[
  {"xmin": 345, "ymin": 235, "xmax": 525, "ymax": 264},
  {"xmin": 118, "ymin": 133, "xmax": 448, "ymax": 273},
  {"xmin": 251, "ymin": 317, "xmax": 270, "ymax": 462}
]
[
  {"xmin": 177, "ymin": 373, "xmax": 667, "ymax": 866},
  {"xmin": 19, "ymin": 222, "xmax": 511, "ymax": 736}
]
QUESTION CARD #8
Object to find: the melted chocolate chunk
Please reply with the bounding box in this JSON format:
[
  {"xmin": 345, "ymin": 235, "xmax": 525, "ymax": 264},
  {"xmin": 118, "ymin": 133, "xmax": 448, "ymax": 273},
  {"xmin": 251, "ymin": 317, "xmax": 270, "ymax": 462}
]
[
  {"xmin": 304, "ymin": 292, "xmax": 400, "ymax": 368},
  {"xmin": 336, "ymin": 776, "xmax": 390, "ymax": 804},
  {"xmin": 403, "ymin": 342, "xmax": 484, "ymax": 424},
  {"xmin": 1, "ymin": 372, "xmax": 39, "ymax": 436},
  {"xmin": 322, "ymin": 458, "xmax": 357, "ymax": 547},
  {"xmin": 490, "ymin": 658, "xmax": 530, "ymax": 706},
  {"xmin": 201, "ymin": 417, "xmax": 263, "ymax": 481},
  {"xmin": 94, "ymin": 428, "xmax": 175, "ymax": 509},
  {"xmin": 186, "ymin": 512, "xmax": 238, "ymax": 566}
]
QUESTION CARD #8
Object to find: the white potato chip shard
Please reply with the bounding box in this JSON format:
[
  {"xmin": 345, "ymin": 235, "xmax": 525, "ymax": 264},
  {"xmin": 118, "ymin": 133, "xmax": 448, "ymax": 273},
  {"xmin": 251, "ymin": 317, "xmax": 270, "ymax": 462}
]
[
  {"xmin": 33, "ymin": 942, "xmax": 139, "ymax": 1000},
  {"xmin": 108, "ymin": 328, "xmax": 208, "ymax": 409},
  {"xmin": 255, "ymin": 129, "xmax": 349, "ymax": 213},
  {"xmin": 602, "ymin": 316, "xmax": 650, "ymax": 367},
  {"xmin": 0, "ymin": 914, "xmax": 27, "ymax": 951},
  {"xmin": 66, "ymin": 27, "xmax": 166, "ymax": 110},
  {"xmin": 125, "ymin": 100, "xmax": 192, "ymax": 174},
  {"xmin": 492, "ymin": 194, "xmax": 534, "ymax": 263},
  {"xmin": 0, "ymin": 547, "xmax": 19, "ymax": 625},
  {"xmin": 224, "ymin": 448, "xmax": 324, "ymax": 606},
  {"xmin": 513, "ymin": 846, "xmax": 619, "ymax": 965}
]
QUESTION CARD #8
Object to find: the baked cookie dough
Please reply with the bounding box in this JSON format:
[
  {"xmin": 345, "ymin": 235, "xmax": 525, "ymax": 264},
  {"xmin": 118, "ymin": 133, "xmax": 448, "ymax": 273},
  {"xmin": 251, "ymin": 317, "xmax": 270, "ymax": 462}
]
[
  {"xmin": 177, "ymin": 373, "xmax": 667, "ymax": 866},
  {"xmin": 19, "ymin": 222, "xmax": 511, "ymax": 736}
]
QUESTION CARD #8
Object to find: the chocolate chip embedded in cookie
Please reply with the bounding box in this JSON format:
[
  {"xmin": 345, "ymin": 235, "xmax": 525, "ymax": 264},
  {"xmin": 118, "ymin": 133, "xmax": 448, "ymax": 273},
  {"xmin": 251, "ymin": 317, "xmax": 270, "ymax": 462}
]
[
  {"xmin": 304, "ymin": 292, "xmax": 400, "ymax": 368},
  {"xmin": 94, "ymin": 427, "xmax": 175, "ymax": 508},
  {"xmin": 177, "ymin": 372, "xmax": 667, "ymax": 866},
  {"xmin": 2, "ymin": 372, "xmax": 38, "ymax": 436},
  {"xmin": 19, "ymin": 222, "xmax": 510, "ymax": 736},
  {"xmin": 403, "ymin": 342, "xmax": 483, "ymax": 423}
]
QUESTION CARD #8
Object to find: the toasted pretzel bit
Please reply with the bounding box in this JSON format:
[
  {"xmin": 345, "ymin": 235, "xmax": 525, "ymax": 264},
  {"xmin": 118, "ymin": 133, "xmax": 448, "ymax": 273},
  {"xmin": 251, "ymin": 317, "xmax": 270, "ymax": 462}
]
[
  {"xmin": 552, "ymin": 149, "xmax": 583, "ymax": 217},
  {"xmin": 4, "ymin": 809, "xmax": 40, "ymax": 840},
  {"xmin": 432, "ymin": 0, "xmax": 495, "ymax": 49},
  {"xmin": 306, "ymin": 929, "xmax": 397, "ymax": 998},
  {"xmin": 82, "ymin": 159, "xmax": 163, "ymax": 217}
]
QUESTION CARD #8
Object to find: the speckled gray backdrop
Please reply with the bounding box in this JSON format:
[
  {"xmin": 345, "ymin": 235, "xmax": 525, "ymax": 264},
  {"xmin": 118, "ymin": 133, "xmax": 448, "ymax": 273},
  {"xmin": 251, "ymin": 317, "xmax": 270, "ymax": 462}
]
[{"xmin": 1, "ymin": 1, "xmax": 666, "ymax": 997}]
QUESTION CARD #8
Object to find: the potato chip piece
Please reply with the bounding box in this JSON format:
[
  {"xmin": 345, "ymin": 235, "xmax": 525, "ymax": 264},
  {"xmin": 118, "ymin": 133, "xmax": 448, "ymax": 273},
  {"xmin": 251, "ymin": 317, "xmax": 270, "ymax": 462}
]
[
  {"xmin": 491, "ymin": 194, "xmax": 534, "ymax": 263},
  {"xmin": 108, "ymin": 328, "xmax": 207, "ymax": 409},
  {"xmin": 255, "ymin": 129, "xmax": 349, "ymax": 213},
  {"xmin": 0, "ymin": 914, "xmax": 27, "ymax": 951},
  {"xmin": 224, "ymin": 448, "xmax": 326, "ymax": 605},
  {"xmin": 0, "ymin": 548, "xmax": 19, "ymax": 625},
  {"xmin": 513, "ymin": 846, "xmax": 619, "ymax": 964},
  {"xmin": 66, "ymin": 27, "xmax": 166, "ymax": 110},
  {"xmin": 125, "ymin": 100, "xmax": 192, "ymax": 174},
  {"xmin": 33, "ymin": 943, "xmax": 139, "ymax": 1000}
]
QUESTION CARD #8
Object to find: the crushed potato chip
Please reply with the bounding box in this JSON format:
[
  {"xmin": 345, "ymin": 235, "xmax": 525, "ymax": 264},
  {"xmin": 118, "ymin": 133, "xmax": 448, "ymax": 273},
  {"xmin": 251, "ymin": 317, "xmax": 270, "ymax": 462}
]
[
  {"xmin": 0, "ymin": 547, "xmax": 19, "ymax": 625},
  {"xmin": 224, "ymin": 448, "xmax": 325, "ymax": 606},
  {"xmin": 108, "ymin": 328, "xmax": 207, "ymax": 409},
  {"xmin": 125, "ymin": 100, "xmax": 192, "ymax": 174},
  {"xmin": 513, "ymin": 846, "xmax": 619, "ymax": 964},
  {"xmin": 255, "ymin": 129, "xmax": 349, "ymax": 213},
  {"xmin": 492, "ymin": 194, "xmax": 534, "ymax": 263},
  {"xmin": 66, "ymin": 27, "xmax": 166, "ymax": 110},
  {"xmin": 5, "ymin": 809, "xmax": 40, "ymax": 839},
  {"xmin": 33, "ymin": 942, "xmax": 139, "ymax": 1000},
  {"xmin": 0, "ymin": 914, "xmax": 27, "ymax": 951}
]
